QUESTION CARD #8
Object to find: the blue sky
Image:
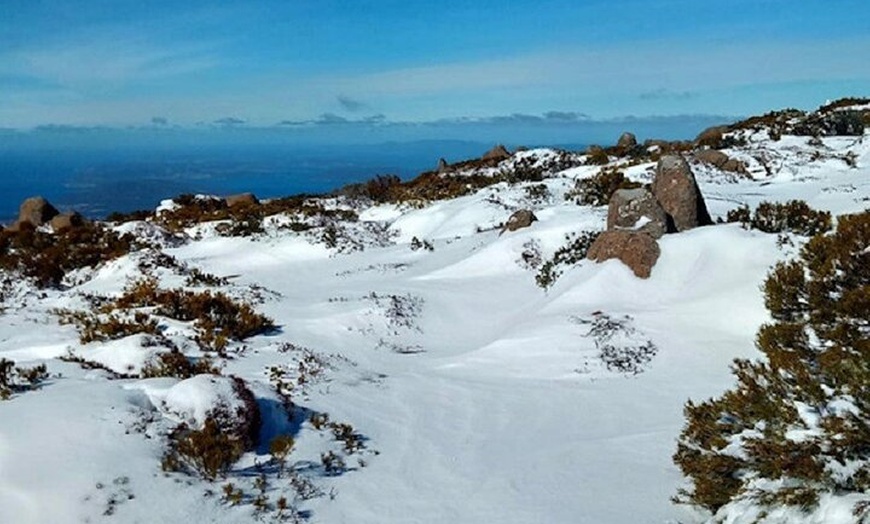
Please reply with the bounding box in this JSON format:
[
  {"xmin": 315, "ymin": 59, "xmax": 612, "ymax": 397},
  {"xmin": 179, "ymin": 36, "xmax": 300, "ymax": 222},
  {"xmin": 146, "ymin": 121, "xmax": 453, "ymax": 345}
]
[{"xmin": 1, "ymin": 0, "xmax": 869, "ymax": 144}]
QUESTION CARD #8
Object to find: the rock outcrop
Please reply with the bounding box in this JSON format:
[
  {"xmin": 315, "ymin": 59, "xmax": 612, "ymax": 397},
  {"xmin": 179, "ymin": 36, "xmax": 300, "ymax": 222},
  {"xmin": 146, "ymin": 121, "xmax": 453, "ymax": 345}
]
[
  {"xmin": 502, "ymin": 209, "xmax": 537, "ymax": 233},
  {"xmin": 606, "ymin": 188, "xmax": 667, "ymax": 239},
  {"xmin": 651, "ymin": 155, "xmax": 713, "ymax": 232},
  {"xmin": 437, "ymin": 158, "xmax": 451, "ymax": 173},
  {"xmin": 50, "ymin": 212, "xmax": 85, "ymax": 233},
  {"xmin": 17, "ymin": 196, "xmax": 59, "ymax": 228},
  {"xmin": 482, "ymin": 145, "xmax": 511, "ymax": 161},
  {"xmin": 587, "ymin": 230, "xmax": 660, "ymax": 279},
  {"xmin": 225, "ymin": 193, "xmax": 259, "ymax": 208},
  {"xmin": 617, "ymin": 132, "xmax": 638, "ymax": 149}
]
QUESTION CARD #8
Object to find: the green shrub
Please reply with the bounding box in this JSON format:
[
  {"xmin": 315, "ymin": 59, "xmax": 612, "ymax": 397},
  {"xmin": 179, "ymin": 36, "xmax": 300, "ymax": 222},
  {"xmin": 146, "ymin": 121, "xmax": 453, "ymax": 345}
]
[
  {"xmin": 674, "ymin": 210, "xmax": 870, "ymax": 514},
  {"xmin": 140, "ymin": 350, "xmax": 220, "ymax": 379},
  {"xmin": 750, "ymin": 200, "xmax": 832, "ymax": 236},
  {"xmin": 535, "ymin": 231, "xmax": 601, "ymax": 290},
  {"xmin": 565, "ymin": 169, "xmax": 641, "ymax": 207}
]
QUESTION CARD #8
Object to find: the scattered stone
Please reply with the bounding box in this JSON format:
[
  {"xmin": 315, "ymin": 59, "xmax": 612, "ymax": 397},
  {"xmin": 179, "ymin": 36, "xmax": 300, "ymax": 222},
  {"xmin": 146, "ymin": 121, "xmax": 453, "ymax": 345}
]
[
  {"xmin": 482, "ymin": 144, "xmax": 511, "ymax": 161},
  {"xmin": 50, "ymin": 212, "xmax": 85, "ymax": 233},
  {"xmin": 587, "ymin": 230, "xmax": 660, "ymax": 279},
  {"xmin": 616, "ymin": 132, "xmax": 637, "ymax": 149},
  {"xmin": 606, "ymin": 188, "xmax": 667, "ymax": 239},
  {"xmin": 17, "ymin": 196, "xmax": 59, "ymax": 228},
  {"xmin": 651, "ymin": 155, "xmax": 713, "ymax": 232},
  {"xmin": 502, "ymin": 209, "xmax": 538, "ymax": 233},
  {"xmin": 225, "ymin": 193, "xmax": 259, "ymax": 208}
]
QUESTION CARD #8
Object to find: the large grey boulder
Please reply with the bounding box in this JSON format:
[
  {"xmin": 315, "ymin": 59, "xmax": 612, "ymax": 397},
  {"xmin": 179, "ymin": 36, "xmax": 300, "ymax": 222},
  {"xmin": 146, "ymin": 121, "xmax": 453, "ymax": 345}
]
[
  {"xmin": 50, "ymin": 212, "xmax": 85, "ymax": 233},
  {"xmin": 606, "ymin": 188, "xmax": 668, "ymax": 239},
  {"xmin": 587, "ymin": 230, "xmax": 660, "ymax": 279},
  {"xmin": 651, "ymin": 155, "xmax": 713, "ymax": 232}
]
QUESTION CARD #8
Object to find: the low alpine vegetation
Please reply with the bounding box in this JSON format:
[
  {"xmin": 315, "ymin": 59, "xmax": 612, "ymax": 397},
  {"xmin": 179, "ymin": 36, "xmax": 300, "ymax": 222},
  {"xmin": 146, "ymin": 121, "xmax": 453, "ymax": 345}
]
[
  {"xmin": 535, "ymin": 231, "xmax": 601, "ymax": 290},
  {"xmin": 727, "ymin": 200, "xmax": 833, "ymax": 237},
  {"xmin": 564, "ymin": 167, "xmax": 642, "ymax": 207},
  {"xmin": 673, "ymin": 210, "xmax": 870, "ymax": 516},
  {"xmin": 0, "ymin": 358, "xmax": 49, "ymax": 400}
]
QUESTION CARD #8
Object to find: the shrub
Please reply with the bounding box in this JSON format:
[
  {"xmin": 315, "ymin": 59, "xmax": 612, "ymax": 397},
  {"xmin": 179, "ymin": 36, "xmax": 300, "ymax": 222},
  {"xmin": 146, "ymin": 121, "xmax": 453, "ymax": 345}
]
[
  {"xmin": 750, "ymin": 200, "xmax": 832, "ymax": 236},
  {"xmin": 140, "ymin": 350, "xmax": 220, "ymax": 379},
  {"xmin": 673, "ymin": 211, "xmax": 870, "ymax": 514},
  {"xmin": 0, "ymin": 358, "xmax": 48, "ymax": 400},
  {"xmin": 535, "ymin": 231, "xmax": 601, "ymax": 290},
  {"xmin": 0, "ymin": 221, "xmax": 136, "ymax": 288},
  {"xmin": 565, "ymin": 168, "xmax": 641, "ymax": 207},
  {"xmin": 164, "ymin": 417, "xmax": 245, "ymax": 481}
]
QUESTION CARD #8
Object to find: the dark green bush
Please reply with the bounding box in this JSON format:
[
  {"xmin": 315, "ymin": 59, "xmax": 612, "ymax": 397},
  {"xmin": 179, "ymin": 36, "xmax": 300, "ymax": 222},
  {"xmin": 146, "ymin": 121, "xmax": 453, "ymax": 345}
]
[
  {"xmin": 535, "ymin": 231, "xmax": 601, "ymax": 290},
  {"xmin": 750, "ymin": 200, "xmax": 832, "ymax": 236},
  {"xmin": 674, "ymin": 210, "xmax": 870, "ymax": 514},
  {"xmin": 565, "ymin": 169, "xmax": 641, "ymax": 207}
]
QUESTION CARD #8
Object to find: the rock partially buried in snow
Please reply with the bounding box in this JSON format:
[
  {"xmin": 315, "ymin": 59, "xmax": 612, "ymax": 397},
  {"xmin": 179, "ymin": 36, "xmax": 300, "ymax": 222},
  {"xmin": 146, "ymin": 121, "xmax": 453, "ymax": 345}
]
[
  {"xmin": 587, "ymin": 230, "xmax": 660, "ymax": 279},
  {"xmin": 482, "ymin": 144, "xmax": 511, "ymax": 161},
  {"xmin": 695, "ymin": 125, "xmax": 730, "ymax": 148},
  {"xmin": 651, "ymin": 155, "xmax": 713, "ymax": 232},
  {"xmin": 606, "ymin": 188, "xmax": 667, "ymax": 239},
  {"xmin": 502, "ymin": 209, "xmax": 538, "ymax": 233},
  {"xmin": 225, "ymin": 193, "xmax": 259, "ymax": 208}
]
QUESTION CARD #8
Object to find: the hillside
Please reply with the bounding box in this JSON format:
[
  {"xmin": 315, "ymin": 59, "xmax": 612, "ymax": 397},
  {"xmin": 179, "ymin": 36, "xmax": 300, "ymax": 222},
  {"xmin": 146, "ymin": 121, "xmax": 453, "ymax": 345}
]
[{"xmin": 0, "ymin": 99, "xmax": 868, "ymax": 524}]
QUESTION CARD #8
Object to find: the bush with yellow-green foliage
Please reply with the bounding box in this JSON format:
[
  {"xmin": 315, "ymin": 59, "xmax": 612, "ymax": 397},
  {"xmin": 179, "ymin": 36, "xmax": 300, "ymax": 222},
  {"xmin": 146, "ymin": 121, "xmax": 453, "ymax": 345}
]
[{"xmin": 673, "ymin": 211, "xmax": 870, "ymax": 516}]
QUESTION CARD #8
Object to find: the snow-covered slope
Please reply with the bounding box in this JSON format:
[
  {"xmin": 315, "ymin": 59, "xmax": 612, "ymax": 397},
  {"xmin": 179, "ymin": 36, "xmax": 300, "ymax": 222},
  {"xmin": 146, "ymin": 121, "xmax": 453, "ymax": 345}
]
[{"xmin": 1, "ymin": 121, "xmax": 868, "ymax": 523}]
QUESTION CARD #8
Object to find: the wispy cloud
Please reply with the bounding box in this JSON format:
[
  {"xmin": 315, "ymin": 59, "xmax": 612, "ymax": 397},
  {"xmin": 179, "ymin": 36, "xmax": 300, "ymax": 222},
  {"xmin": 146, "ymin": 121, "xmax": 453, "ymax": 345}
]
[
  {"xmin": 336, "ymin": 95, "xmax": 367, "ymax": 112},
  {"xmin": 213, "ymin": 117, "xmax": 245, "ymax": 126},
  {"xmin": 639, "ymin": 88, "xmax": 696, "ymax": 101}
]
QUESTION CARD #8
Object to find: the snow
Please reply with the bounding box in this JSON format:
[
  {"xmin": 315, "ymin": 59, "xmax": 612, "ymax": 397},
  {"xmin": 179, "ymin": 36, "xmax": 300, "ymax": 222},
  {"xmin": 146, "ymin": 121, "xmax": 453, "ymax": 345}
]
[{"xmin": 1, "ymin": 129, "xmax": 868, "ymax": 523}]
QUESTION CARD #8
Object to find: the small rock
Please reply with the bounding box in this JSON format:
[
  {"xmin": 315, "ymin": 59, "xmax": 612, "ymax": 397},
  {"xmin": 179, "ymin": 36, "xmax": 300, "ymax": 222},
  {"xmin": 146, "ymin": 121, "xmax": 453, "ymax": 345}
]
[
  {"xmin": 502, "ymin": 209, "xmax": 538, "ymax": 233},
  {"xmin": 651, "ymin": 155, "xmax": 713, "ymax": 232},
  {"xmin": 694, "ymin": 149, "xmax": 745, "ymax": 174},
  {"xmin": 225, "ymin": 193, "xmax": 259, "ymax": 207},
  {"xmin": 587, "ymin": 230, "xmax": 660, "ymax": 279},
  {"xmin": 606, "ymin": 188, "xmax": 667, "ymax": 239},
  {"xmin": 482, "ymin": 144, "xmax": 511, "ymax": 161}
]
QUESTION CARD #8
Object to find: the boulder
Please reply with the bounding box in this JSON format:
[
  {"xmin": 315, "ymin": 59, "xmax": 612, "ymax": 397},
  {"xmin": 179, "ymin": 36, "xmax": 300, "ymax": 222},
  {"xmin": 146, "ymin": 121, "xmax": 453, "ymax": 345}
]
[
  {"xmin": 587, "ymin": 230, "xmax": 660, "ymax": 279},
  {"xmin": 651, "ymin": 155, "xmax": 713, "ymax": 232},
  {"xmin": 606, "ymin": 188, "xmax": 668, "ymax": 239},
  {"xmin": 695, "ymin": 125, "xmax": 730, "ymax": 148},
  {"xmin": 482, "ymin": 144, "xmax": 511, "ymax": 161},
  {"xmin": 225, "ymin": 193, "xmax": 259, "ymax": 207},
  {"xmin": 585, "ymin": 145, "xmax": 609, "ymax": 165},
  {"xmin": 437, "ymin": 158, "xmax": 451, "ymax": 173},
  {"xmin": 694, "ymin": 149, "xmax": 746, "ymax": 174},
  {"xmin": 502, "ymin": 209, "xmax": 538, "ymax": 233},
  {"xmin": 616, "ymin": 132, "xmax": 637, "ymax": 149},
  {"xmin": 50, "ymin": 212, "xmax": 85, "ymax": 233},
  {"xmin": 17, "ymin": 196, "xmax": 59, "ymax": 227}
]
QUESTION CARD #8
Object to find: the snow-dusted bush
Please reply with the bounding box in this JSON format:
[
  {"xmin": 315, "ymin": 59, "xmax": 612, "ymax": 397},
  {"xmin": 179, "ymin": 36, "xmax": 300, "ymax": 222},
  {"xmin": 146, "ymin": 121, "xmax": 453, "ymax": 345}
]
[
  {"xmin": 535, "ymin": 231, "xmax": 601, "ymax": 290},
  {"xmin": 0, "ymin": 358, "xmax": 48, "ymax": 400},
  {"xmin": 161, "ymin": 375, "xmax": 262, "ymax": 481},
  {"xmin": 674, "ymin": 211, "xmax": 870, "ymax": 516},
  {"xmin": 564, "ymin": 168, "xmax": 641, "ymax": 207},
  {"xmin": 727, "ymin": 200, "xmax": 832, "ymax": 237}
]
